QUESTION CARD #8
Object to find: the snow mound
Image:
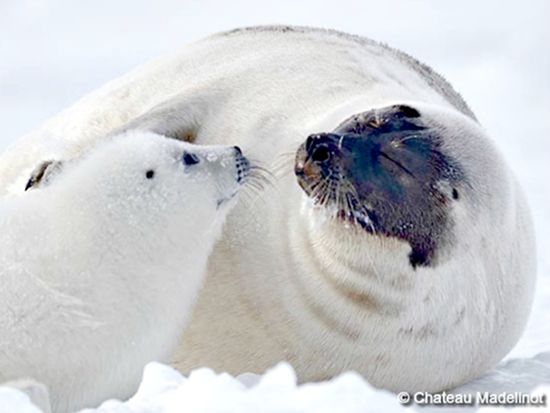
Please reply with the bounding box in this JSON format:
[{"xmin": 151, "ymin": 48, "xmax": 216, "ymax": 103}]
[
  {"xmin": 1, "ymin": 355, "xmax": 549, "ymax": 413},
  {"xmin": 0, "ymin": 363, "xmax": 401, "ymax": 413},
  {"xmin": 0, "ymin": 386, "xmax": 43, "ymax": 413},
  {"xmin": 80, "ymin": 362, "xmax": 403, "ymax": 413}
]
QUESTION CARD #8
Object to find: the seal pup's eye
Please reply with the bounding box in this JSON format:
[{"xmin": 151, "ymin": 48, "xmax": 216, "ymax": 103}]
[{"xmin": 145, "ymin": 170, "xmax": 155, "ymax": 179}]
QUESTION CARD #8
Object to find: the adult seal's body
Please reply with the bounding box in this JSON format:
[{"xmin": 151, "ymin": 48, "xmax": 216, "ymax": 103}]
[
  {"xmin": 0, "ymin": 26, "xmax": 536, "ymax": 393},
  {"xmin": 0, "ymin": 132, "xmax": 249, "ymax": 412}
]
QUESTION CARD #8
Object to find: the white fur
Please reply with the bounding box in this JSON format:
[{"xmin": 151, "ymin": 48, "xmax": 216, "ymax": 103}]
[
  {"xmin": 0, "ymin": 132, "xmax": 243, "ymax": 412},
  {"xmin": 0, "ymin": 26, "xmax": 536, "ymax": 395}
]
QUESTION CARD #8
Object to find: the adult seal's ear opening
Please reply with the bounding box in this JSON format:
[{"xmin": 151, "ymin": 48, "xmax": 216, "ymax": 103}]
[{"xmin": 295, "ymin": 104, "xmax": 465, "ymax": 268}]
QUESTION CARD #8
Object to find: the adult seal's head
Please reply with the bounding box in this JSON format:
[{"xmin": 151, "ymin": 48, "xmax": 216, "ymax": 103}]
[
  {"xmin": 289, "ymin": 99, "xmax": 535, "ymax": 391},
  {"xmin": 295, "ymin": 103, "xmax": 465, "ymax": 268}
]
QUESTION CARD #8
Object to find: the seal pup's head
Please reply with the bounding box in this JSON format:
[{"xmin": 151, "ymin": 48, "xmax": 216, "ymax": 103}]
[
  {"xmin": 295, "ymin": 103, "xmax": 495, "ymax": 268},
  {"xmin": 27, "ymin": 131, "xmax": 250, "ymax": 242}
]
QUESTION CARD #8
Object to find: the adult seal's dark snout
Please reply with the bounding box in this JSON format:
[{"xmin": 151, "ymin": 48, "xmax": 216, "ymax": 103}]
[{"xmin": 295, "ymin": 104, "xmax": 466, "ymax": 267}]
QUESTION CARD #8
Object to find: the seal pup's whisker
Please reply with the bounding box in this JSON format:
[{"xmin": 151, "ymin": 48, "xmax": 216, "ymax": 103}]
[
  {"xmin": 246, "ymin": 159, "xmax": 277, "ymax": 184},
  {"xmin": 271, "ymin": 150, "xmax": 299, "ymax": 179},
  {"xmin": 232, "ymin": 161, "xmax": 282, "ymax": 226}
]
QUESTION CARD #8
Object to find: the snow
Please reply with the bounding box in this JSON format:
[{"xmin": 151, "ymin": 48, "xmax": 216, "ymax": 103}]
[
  {"xmin": 0, "ymin": 387, "xmax": 43, "ymax": 413},
  {"xmin": 455, "ymin": 352, "xmax": 550, "ymax": 396},
  {"xmin": 2, "ymin": 357, "xmax": 550, "ymax": 412},
  {"xmin": 0, "ymin": 363, "xmax": 402, "ymax": 413},
  {"xmin": 0, "ymin": 0, "xmax": 549, "ymax": 412}
]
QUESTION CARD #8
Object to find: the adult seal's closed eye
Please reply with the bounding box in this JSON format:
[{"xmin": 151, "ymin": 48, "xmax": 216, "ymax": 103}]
[
  {"xmin": 0, "ymin": 25, "xmax": 536, "ymax": 395},
  {"xmin": 0, "ymin": 132, "xmax": 249, "ymax": 413}
]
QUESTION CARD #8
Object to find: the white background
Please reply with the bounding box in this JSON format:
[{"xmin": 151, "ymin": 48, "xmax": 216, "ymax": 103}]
[{"xmin": 0, "ymin": 0, "xmax": 549, "ymax": 359}]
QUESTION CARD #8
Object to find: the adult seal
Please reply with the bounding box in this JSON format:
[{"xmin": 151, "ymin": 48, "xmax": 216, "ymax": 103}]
[
  {"xmin": 0, "ymin": 132, "xmax": 249, "ymax": 412},
  {"xmin": 0, "ymin": 26, "xmax": 536, "ymax": 393}
]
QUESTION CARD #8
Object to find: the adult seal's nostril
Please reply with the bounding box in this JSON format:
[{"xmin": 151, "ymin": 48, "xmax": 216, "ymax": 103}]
[
  {"xmin": 182, "ymin": 151, "xmax": 200, "ymax": 166},
  {"xmin": 310, "ymin": 145, "xmax": 331, "ymax": 163},
  {"xmin": 306, "ymin": 133, "xmax": 341, "ymax": 165}
]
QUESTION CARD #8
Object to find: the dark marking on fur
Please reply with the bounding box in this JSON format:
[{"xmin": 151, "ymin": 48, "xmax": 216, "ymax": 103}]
[
  {"xmin": 453, "ymin": 307, "xmax": 466, "ymax": 325},
  {"xmin": 164, "ymin": 127, "xmax": 197, "ymax": 143},
  {"xmin": 25, "ymin": 160, "xmax": 63, "ymax": 191},
  {"xmin": 398, "ymin": 306, "xmax": 466, "ymax": 340}
]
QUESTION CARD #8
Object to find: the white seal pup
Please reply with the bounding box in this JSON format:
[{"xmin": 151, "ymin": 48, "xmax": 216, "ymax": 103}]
[
  {"xmin": 0, "ymin": 26, "xmax": 536, "ymax": 393},
  {"xmin": 0, "ymin": 131, "xmax": 249, "ymax": 412}
]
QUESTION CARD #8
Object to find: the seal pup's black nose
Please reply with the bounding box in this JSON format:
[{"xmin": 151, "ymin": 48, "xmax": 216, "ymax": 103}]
[
  {"xmin": 182, "ymin": 151, "xmax": 200, "ymax": 166},
  {"xmin": 234, "ymin": 146, "xmax": 250, "ymax": 183}
]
